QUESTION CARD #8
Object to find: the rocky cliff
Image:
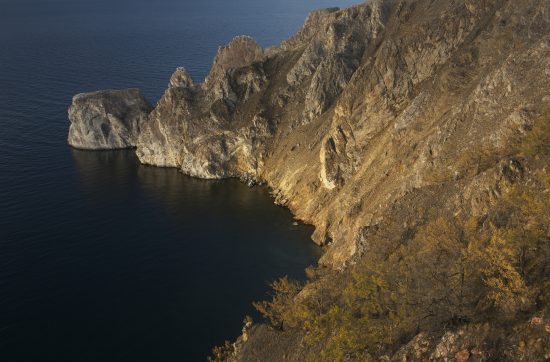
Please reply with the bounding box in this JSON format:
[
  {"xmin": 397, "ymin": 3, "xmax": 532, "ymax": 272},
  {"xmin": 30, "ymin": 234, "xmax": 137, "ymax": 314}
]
[
  {"xmin": 134, "ymin": 0, "xmax": 547, "ymax": 269},
  {"xmin": 68, "ymin": 0, "xmax": 549, "ymax": 359},
  {"xmin": 68, "ymin": 0, "xmax": 549, "ymax": 267}
]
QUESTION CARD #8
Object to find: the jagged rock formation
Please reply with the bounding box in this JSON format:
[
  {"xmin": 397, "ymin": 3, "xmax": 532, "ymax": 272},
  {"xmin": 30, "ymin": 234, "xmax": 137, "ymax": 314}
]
[
  {"xmin": 67, "ymin": 0, "xmax": 550, "ymax": 267},
  {"xmin": 68, "ymin": 89, "xmax": 152, "ymax": 150},
  {"xmin": 135, "ymin": 36, "xmax": 271, "ymax": 178},
  {"xmin": 130, "ymin": 0, "xmax": 548, "ymax": 269},
  {"xmin": 68, "ymin": 0, "xmax": 550, "ymax": 359}
]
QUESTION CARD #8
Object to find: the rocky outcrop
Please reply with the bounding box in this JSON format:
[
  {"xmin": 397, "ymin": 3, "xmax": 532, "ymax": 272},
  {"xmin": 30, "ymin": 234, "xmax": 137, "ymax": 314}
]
[
  {"xmin": 68, "ymin": 89, "xmax": 152, "ymax": 150},
  {"xmin": 70, "ymin": 0, "xmax": 549, "ymax": 269},
  {"xmin": 73, "ymin": 0, "xmax": 549, "ymax": 268},
  {"xmin": 205, "ymin": 35, "xmax": 265, "ymax": 104},
  {"xmin": 135, "ymin": 35, "xmax": 271, "ymax": 178}
]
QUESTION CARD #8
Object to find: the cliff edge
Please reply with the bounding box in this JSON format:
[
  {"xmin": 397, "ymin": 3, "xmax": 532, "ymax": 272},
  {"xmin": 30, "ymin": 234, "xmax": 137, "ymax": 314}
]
[
  {"xmin": 68, "ymin": 0, "xmax": 549, "ymax": 359},
  {"xmin": 125, "ymin": 0, "xmax": 547, "ymax": 268}
]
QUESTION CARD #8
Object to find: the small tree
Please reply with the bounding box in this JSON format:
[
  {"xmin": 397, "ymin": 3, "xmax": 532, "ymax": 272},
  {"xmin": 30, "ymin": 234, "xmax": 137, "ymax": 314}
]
[
  {"xmin": 481, "ymin": 228, "xmax": 536, "ymax": 315},
  {"xmin": 479, "ymin": 172, "xmax": 550, "ymax": 315},
  {"xmin": 253, "ymin": 276, "xmax": 306, "ymax": 330},
  {"xmin": 207, "ymin": 341, "xmax": 234, "ymax": 362},
  {"xmin": 391, "ymin": 218, "xmax": 482, "ymax": 329}
]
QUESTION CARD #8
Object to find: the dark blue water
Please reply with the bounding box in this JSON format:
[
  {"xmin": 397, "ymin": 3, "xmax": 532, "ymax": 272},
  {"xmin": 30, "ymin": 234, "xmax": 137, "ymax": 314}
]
[{"xmin": 0, "ymin": 0, "xmax": 359, "ymax": 361}]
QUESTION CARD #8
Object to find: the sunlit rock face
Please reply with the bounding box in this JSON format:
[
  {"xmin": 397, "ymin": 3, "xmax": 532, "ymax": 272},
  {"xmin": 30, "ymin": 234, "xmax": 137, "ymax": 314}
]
[
  {"xmin": 72, "ymin": 0, "xmax": 549, "ymax": 268},
  {"xmin": 68, "ymin": 89, "xmax": 151, "ymax": 150}
]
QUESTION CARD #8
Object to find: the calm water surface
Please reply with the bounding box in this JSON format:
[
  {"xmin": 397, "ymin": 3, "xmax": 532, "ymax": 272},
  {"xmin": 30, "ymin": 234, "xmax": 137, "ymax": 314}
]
[{"xmin": 0, "ymin": 0, "xmax": 358, "ymax": 360}]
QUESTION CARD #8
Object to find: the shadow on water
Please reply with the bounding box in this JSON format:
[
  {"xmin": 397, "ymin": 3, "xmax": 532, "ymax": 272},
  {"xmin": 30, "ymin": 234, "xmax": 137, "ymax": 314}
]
[{"xmin": 67, "ymin": 148, "xmax": 321, "ymax": 361}]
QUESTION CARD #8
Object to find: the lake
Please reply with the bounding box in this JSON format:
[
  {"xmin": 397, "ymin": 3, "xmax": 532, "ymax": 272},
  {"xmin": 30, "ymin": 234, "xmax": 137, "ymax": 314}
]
[{"xmin": 0, "ymin": 0, "xmax": 357, "ymax": 360}]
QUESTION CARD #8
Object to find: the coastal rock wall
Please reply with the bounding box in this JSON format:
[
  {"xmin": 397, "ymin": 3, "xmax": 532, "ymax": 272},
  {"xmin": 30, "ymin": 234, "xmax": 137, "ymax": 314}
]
[{"xmin": 70, "ymin": 0, "xmax": 549, "ymax": 269}]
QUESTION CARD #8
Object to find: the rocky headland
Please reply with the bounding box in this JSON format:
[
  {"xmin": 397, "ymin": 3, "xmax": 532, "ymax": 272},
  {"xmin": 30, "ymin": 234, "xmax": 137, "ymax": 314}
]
[{"xmin": 69, "ymin": 0, "xmax": 549, "ymax": 360}]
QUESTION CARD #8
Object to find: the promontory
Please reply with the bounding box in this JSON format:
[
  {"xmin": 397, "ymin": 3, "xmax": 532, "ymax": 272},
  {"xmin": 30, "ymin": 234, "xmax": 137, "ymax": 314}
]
[{"xmin": 68, "ymin": 0, "xmax": 550, "ymax": 360}]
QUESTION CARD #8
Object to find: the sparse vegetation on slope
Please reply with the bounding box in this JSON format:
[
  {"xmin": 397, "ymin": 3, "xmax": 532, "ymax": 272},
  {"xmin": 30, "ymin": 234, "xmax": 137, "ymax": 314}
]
[{"xmin": 242, "ymin": 117, "xmax": 550, "ymax": 361}]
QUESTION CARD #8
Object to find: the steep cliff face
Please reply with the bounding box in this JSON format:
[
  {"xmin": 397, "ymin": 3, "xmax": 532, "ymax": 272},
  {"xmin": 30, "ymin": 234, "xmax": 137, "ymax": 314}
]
[
  {"xmin": 68, "ymin": 89, "xmax": 151, "ymax": 150},
  {"xmin": 131, "ymin": 0, "xmax": 549, "ymax": 268},
  {"xmin": 67, "ymin": 0, "xmax": 549, "ymax": 359}
]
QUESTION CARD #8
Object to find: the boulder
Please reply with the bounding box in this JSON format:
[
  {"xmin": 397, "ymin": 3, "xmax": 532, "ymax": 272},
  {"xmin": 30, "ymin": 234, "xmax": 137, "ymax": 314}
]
[{"xmin": 68, "ymin": 88, "xmax": 152, "ymax": 150}]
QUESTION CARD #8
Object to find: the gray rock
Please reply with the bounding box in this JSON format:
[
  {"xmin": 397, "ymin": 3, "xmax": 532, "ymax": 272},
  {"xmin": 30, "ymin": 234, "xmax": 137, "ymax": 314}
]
[
  {"xmin": 204, "ymin": 35, "xmax": 264, "ymax": 92},
  {"xmin": 68, "ymin": 89, "xmax": 152, "ymax": 150},
  {"xmin": 135, "ymin": 37, "xmax": 272, "ymax": 178},
  {"xmin": 169, "ymin": 67, "xmax": 194, "ymax": 89}
]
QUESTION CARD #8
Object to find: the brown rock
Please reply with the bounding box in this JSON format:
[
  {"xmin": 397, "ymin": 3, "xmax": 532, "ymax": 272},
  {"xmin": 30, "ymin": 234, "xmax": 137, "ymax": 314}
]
[
  {"xmin": 455, "ymin": 349, "xmax": 470, "ymax": 362},
  {"xmin": 530, "ymin": 317, "xmax": 543, "ymax": 325}
]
